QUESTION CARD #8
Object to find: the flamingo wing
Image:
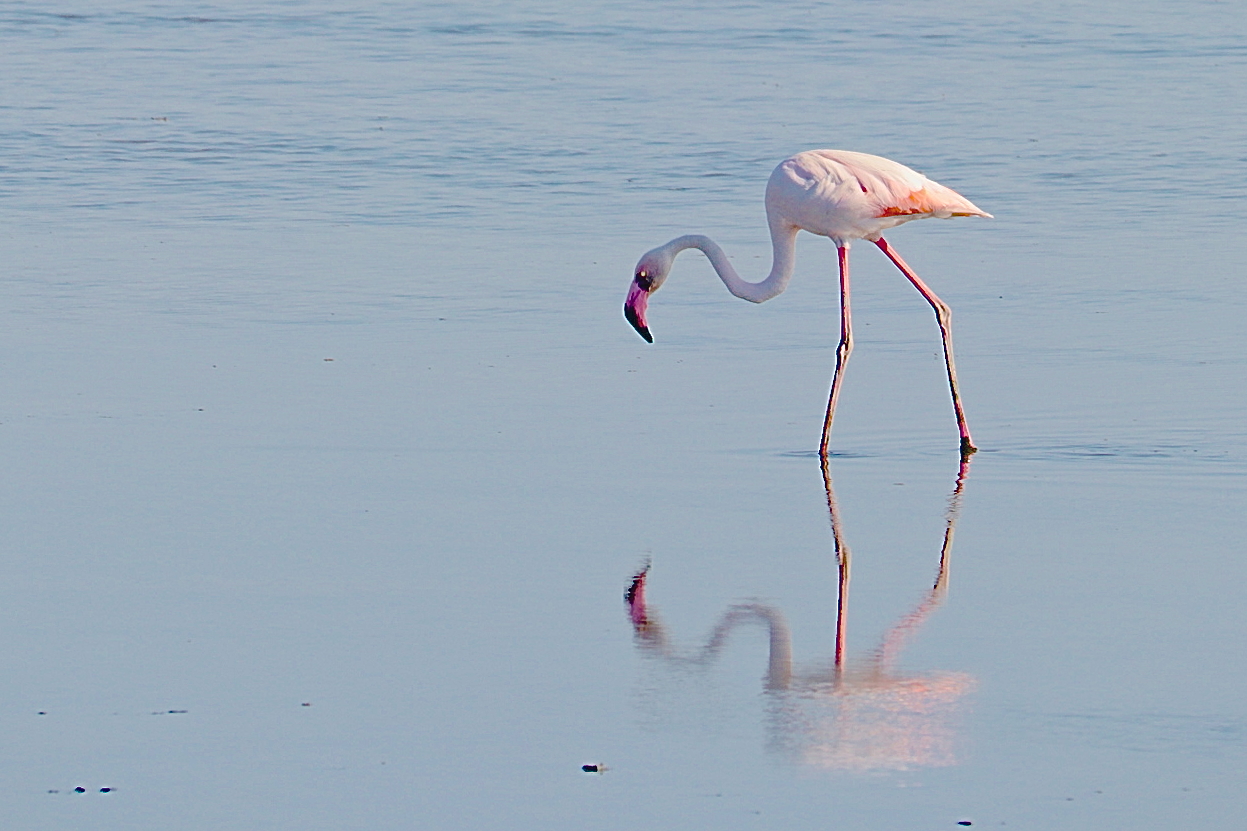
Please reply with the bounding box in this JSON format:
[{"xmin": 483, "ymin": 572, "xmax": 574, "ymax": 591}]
[{"xmin": 769, "ymin": 150, "xmax": 990, "ymax": 242}]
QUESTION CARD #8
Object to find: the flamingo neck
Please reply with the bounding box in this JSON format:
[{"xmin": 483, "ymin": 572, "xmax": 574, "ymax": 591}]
[{"xmin": 663, "ymin": 223, "xmax": 798, "ymax": 303}]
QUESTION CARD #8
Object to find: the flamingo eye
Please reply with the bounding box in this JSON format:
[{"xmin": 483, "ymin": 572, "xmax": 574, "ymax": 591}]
[{"xmin": 636, "ymin": 270, "xmax": 653, "ymax": 289}]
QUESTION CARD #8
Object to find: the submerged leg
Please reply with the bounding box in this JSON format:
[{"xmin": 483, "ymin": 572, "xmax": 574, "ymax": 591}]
[
  {"xmin": 873, "ymin": 237, "xmax": 976, "ymax": 457},
  {"xmin": 819, "ymin": 245, "xmax": 853, "ymax": 461}
]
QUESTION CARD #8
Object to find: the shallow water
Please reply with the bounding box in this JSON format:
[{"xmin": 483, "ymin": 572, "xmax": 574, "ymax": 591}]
[{"xmin": 1, "ymin": 1, "xmax": 1245, "ymax": 828}]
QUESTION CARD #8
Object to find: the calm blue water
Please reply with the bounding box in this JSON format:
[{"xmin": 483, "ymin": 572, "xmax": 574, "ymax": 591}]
[{"xmin": 1, "ymin": 1, "xmax": 1245, "ymax": 828}]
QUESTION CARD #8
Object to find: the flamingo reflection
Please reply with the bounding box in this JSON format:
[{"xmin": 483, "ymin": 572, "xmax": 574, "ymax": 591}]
[{"xmin": 625, "ymin": 459, "xmax": 975, "ymax": 771}]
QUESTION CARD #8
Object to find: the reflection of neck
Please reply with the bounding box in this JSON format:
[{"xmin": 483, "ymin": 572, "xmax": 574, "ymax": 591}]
[
  {"xmin": 627, "ymin": 570, "xmax": 793, "ymax": 689},
  {"xmin": 708, "ymin": 605, "xmax": 793, "ymax": 690}
]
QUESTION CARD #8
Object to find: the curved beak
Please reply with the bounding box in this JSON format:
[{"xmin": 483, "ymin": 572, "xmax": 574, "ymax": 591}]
[{"xmin": 624, "ymin": 280, "xmax": 653, "ymax": 343}]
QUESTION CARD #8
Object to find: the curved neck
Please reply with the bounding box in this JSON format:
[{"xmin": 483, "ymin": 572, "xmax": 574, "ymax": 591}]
[{"xmin": 663, "ymin": 221, "xmax": 798, "ymax": 303}]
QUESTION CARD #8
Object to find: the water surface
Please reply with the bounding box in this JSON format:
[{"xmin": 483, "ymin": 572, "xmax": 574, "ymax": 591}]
[{"xmin": 1, "ymin": 1, "xmax": 1245, "ymax": 828}]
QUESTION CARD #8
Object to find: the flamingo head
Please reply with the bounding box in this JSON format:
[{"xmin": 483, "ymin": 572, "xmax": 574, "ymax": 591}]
[{"xmin": 624, "ymin": 248, "xmax": 673, "ymax": 343}]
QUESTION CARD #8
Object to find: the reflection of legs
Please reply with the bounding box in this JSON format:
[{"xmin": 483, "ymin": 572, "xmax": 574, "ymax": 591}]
[
  {"xmin": 824, "ymin": 452, "xmax": 972, "ymax": 672},
  {"xmin": 821, "ymin": 457, "xmax": 851, "ymax": 671},
  {"xmin": 872, "ymin": 237, "xmax": 976, "ymax": 457},
  {"xmin": 819, "ymin": 245, "xmax": 853, "ymax": 461},
  {"xmin": 937, "ymin": 453, "xmax": 973, "ymax": 599},
  {"xmin": 835, "ymin": 543, "xmax": 851, "ymax": 671},
  {"xmin": 875, "ymin": 454, "xmax": 973, "ymax": 668}
]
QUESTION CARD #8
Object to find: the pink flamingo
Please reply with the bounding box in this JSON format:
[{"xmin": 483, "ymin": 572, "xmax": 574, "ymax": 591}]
[{"xmin": 624, "ymin": 150, "xmax": 991, "ymax": 458}]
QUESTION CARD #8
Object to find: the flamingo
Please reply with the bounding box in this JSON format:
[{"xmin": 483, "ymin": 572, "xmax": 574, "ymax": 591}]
[{"xmin": 623, "ymin": 150, "xmax": 991, "ymax": 458}]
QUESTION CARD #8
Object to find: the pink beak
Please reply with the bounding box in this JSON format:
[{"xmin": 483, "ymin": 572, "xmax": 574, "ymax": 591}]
[{"xmin": 624, "ymin": 280, "xmax": 653, "ymax": 343}]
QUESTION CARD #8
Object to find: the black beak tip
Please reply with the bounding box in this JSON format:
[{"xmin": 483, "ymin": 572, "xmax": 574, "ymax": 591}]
[{"xmin": 624, "ymin": 305, "xmax": 654, "ymax": 343}]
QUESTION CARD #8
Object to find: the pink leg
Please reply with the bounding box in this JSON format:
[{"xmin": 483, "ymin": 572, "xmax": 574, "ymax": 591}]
[
  {"xmin": 873, "ymin": 237, "xmax": 976, "ymax": 456},
  {"xmin": 819, "ymin": 246, "xmax": 853, "ymax": 461}
]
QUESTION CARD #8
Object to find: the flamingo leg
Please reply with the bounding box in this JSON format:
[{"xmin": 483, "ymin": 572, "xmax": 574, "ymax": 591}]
[
  {"xmin": 873, "ymin": 237, "xmax": 976, "ymax": 457},
  {"xmin": 819, "ymin": 246, "xmax": 853, "ymax": 461}
]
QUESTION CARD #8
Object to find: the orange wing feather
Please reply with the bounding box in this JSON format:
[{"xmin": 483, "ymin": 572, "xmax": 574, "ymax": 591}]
[{"xmin": 877, "ymin": 187, "xmax": 940, "ymax": 218}]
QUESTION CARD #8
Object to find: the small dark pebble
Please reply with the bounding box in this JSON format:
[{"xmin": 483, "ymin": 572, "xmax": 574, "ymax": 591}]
[
  {"xmin": 168, "ymin": 710, "xmax": 187, "ymax": 714},
  {"xmin": 301, "ymin": 702, "xmax": 311, "ymax": 707},
  {"xmin": 581, "ymin": 764, "xmax": 605, "ymax": 773},
  {"xmin": 38, "ymin": 711, "xmax": 46, "ymax": 715},
  {"xmin": 958, "ymin": 823, "xmax": 972, "ymax": 827},
  {"xmin": 100, "ymin": 787, "xmax": 113, "ymax": 793},
  {"xmin": 74, "ymin": 787, "xmax": 86, "ymax": 793}
]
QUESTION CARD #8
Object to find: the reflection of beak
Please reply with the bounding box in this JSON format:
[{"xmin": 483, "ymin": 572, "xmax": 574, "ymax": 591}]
[
  {"xmin": 624, "ymin": 280, "xmax": 653, "ymax": 343},
  {"xmin": 625, "ymin": 565, "xmax": 649, "ymax": 627}
]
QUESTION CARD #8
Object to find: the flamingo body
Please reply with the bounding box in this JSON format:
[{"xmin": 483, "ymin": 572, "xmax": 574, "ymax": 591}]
[
  {"xmin": 624, "ymin": 149, "xmax": 990, "ymax": 458},
  {"xmin": 768, "ymin": 150, "xmax": 989, "ymax": 244}
]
